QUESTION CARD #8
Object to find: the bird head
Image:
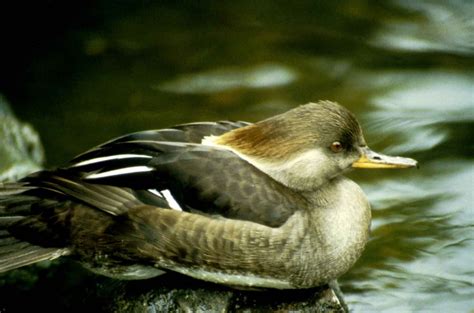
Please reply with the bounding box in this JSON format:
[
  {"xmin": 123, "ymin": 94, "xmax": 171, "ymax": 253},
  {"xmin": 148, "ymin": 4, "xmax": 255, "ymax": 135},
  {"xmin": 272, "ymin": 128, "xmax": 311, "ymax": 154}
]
[{"xmin": 210, "ymin": 101, "xmax": 417, "ymax": 191}]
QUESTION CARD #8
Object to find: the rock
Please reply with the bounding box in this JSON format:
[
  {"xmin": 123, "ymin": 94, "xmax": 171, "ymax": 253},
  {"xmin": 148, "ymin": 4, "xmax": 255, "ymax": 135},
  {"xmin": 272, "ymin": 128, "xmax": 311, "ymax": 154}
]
[
  {"xmin": 84, "ymin": 273, "xmax": 346, "ymax": 313},
  {"xmin": 0, "ymin": 95, "xmax": 44, "ymax": 182}
]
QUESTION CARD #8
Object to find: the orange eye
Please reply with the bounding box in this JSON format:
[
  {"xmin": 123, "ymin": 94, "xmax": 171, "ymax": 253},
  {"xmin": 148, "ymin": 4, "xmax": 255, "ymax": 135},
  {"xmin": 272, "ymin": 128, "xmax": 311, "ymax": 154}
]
[{"xmin": 330, "ymin": 141, "xmax": 343, "ymax": 153}]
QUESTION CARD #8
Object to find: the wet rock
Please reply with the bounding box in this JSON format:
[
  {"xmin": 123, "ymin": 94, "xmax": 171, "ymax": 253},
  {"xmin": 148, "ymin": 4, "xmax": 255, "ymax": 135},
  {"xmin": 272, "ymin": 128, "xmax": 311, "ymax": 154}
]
[
  {"xmin": 85, "ymin": 273, "xmax": 346, "ymax": 313},
  {"xmin": 0, "ymin": 95, "xmax": 44, "ymax": 182}
]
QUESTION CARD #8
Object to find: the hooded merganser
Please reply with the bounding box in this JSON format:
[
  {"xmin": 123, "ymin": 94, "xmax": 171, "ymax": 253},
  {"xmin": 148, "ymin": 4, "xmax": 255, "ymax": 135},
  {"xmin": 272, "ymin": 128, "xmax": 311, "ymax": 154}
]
[{"xmin": 0, "ymin": 101, "xmax": 417, "ymax": 289}]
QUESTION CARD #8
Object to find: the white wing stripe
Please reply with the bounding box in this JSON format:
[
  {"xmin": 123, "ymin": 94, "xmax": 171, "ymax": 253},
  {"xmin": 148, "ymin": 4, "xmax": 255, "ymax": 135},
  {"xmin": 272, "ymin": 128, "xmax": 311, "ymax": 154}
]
[
  {"xmin": 161, "ymin": 189, "xmax": 182, "ymax": 211},
  {"xmin": 87, "ymin": 166, "xmax": 154, "ymax": 179},
  {"xmin": 148, "ymin": 189, "xmax": 164, "ymax": 198},
  {"xmin": 73, "ymin": 154, "xmax": 153, "ymax": 167}
]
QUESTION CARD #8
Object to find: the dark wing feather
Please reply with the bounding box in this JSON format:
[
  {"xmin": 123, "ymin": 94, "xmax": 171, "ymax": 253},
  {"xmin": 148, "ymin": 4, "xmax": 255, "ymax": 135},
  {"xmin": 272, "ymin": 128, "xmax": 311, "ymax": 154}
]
[
  {"xmin": 70, "ymin": 140, "xmax": 305, "ymax": 227},
  {"xmin": 0, "ymin": 120, "xmax": 299, "ymax": 272},
  {"xmin": 21, "ymin": 171, "xmax": 146, "ymax": 216},
  {"xmin": 6, "ymin": 121, "xmax": 301, "ymax": 231},
  {"xmin": 1, "ymin": 122, "xmax": 259, "ymax": 273},
  {"xmin": 71, "ymin": 121, "xmax": 249, "ymax": 164}
]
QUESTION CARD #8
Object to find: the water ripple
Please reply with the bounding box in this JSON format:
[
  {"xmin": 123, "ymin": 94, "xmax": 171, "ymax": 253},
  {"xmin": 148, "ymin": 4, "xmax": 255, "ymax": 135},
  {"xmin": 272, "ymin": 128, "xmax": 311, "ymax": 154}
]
[
  {"xmin": 156, "ymin": 63, "xmax": 298, "ymax": 94},
  {"xmin": 371, "ymin": 0, "xmax": 474, "ymax": 55}
]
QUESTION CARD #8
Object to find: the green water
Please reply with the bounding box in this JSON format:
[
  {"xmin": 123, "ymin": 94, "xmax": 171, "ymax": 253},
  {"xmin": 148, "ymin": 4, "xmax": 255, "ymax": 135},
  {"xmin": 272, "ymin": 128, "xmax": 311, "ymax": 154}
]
[{"xmin": 2, "ymin": 0, "xmax": 473, "ymax": 311}]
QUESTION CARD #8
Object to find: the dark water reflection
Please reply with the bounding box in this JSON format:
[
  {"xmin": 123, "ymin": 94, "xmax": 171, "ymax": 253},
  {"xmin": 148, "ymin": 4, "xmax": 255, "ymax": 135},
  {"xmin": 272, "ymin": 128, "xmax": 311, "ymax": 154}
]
[{"xmin": 1, "ymin": 0, "xmax": 473, "ymax": 311}]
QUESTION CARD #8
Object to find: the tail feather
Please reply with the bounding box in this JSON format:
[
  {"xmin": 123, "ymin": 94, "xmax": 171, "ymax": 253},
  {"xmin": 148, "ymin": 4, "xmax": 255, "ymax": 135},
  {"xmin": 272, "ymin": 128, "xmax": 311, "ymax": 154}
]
[
  {"xmin": 0, "ymin": 183, "xmax": 34, "ymax": 197},
  {"xmin": 0, "ymin": 171, "xmax": 148, "ymax": 273},
  {"xmin": 0, "ymin": 182, "xmax": 70, "ymax": 273},
  {"xmin": 0, "ymin": 216, "xmax": 24, "ymax": 226},
  {"xmin": 0, "ymin": 243, "xmax": 70, "ymax": 273},
  {"xmin": 0, "ymin": 240, "xmax": 31, "ymax": 255},
  {"xmin": 0, "ymin": 183, "xmax": 38, "ymax": 217},
  {"xmin": 0, "ymin": 236, "xmax": 22, "ymax": 247}
]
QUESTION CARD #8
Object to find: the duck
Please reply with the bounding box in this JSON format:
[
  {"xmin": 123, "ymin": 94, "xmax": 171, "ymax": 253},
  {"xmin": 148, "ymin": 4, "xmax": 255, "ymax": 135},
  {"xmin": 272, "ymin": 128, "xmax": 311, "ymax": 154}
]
[{"xmin": 0, "ymin": 101, "xmax": 417, "ymax": 289}]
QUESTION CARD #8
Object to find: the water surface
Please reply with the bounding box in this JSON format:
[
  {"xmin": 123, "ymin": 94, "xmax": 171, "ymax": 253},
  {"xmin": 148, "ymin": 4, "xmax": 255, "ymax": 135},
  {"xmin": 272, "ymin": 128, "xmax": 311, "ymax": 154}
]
[{"xmin": 1, "ymin": 0, "xmax": 473, "ymax": 311}]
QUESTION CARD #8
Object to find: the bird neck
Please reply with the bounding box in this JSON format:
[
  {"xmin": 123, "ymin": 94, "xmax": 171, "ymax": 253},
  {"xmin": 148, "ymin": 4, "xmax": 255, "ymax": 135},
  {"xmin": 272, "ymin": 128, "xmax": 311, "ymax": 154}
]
[
  {"xmin": 275, "ymin": 176, "xmax": 372, "ymax": 287},
  {"xmin": 301, "ymin": 176, "xmax": 372, "ymax": 251}
]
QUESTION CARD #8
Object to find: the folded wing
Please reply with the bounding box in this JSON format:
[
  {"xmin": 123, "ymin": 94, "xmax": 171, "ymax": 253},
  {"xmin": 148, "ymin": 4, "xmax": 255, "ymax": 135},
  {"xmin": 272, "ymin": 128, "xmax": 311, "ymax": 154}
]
[{"xmin": 67, "ymin": 121, "xmax": 305, "ymax": 227}]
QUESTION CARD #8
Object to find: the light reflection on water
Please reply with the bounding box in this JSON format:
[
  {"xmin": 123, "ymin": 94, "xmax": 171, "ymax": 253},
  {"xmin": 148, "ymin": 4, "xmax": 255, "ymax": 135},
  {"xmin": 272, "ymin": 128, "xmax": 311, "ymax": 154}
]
[
  {"xmin": 371, "ymin": 0, "xmax": 474, "ymax": 55},
  {"xmin": 2, "ymin": 0, "xmax": 473, "ymax": 311},
  {"xmin": 157, "ymin": 63, "xmax": 298, "ymax": 94}
]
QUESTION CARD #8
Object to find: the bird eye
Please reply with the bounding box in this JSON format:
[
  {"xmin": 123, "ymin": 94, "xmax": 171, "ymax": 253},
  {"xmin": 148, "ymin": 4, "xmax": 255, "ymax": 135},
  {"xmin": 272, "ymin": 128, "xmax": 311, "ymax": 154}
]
[{"xmin": 330, "ymin": 141, "xmax": 343, "ymax": 153}]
